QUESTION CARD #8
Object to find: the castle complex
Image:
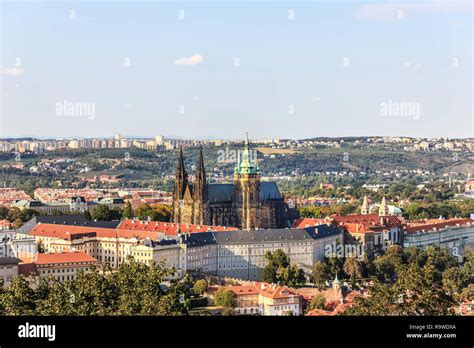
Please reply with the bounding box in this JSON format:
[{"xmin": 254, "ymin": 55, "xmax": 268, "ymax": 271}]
[{"xmin": 172, "ymin": 134, "xmax": 288, "ymax": 229}]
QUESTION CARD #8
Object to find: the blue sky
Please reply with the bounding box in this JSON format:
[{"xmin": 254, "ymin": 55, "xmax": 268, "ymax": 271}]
[{"xmin": 0, "ymin": 1, "xmax": 472, "ymax": 139}]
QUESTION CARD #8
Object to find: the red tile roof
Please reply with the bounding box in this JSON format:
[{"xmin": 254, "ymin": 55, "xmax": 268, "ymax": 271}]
[
  {"xmin": 28, "ymin": 219, "xmax": 239, "ymax": 242},
  {"xmin": 117, "ymin": 219, "xmax": 237, "ymax": 236},
  {"xmin": 405, "ymin": 218, "xmax": 474, "ymax": 234},
  {"xmin": 331, "ymin": 214, "xmax": 403, "ymax": 228},
  {"xmin": 30, "ymin": 224, "xmax": 117, "ymax": 240},
  {"xmin": 291, "ymin": 218, "xmax": 327, "ymax": 228},
  {"xmin": 32, "ymin": 251, "xmax": 97, "ymax": 265},
  {"xmin": 0, "ymin": 219, "xmax": 12, "ymax": 228},
  {"xmin": 227, "ymin": 284, "xmax": 260, "ymax": 295},
  {"xmin": 225, "ymin": 282, "xmax": 301, "ymax": 300}
]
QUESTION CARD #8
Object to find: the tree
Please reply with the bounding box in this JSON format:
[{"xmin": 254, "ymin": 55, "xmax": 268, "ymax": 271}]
[
  {"xmin": 122, "ymin": 201, "xmax": 133, "ymax": 219},
  {"xmin": 461, "ymin": 251, "xmax": 474, "ymax": 280},
  {"xmin": 307, "ymin": 294, "xmax": 327, "ymax": 312},
  {"xmin": 0, "ymin": 257, "xmax": 194, "ymax": 316},
  {"xmin": 69, "ymin": 265, "xmax": 119, "ymax": 315},
  {"xmin": 372, "ymin": 254, "xmax": 400, "ymax": 283},
  {"xmin": 311, "ymin": 261, "xmax": 330, "ymax": 289},
  {"xmin": 327, "ymin": 256, "xmax": 343, "ymax": 278},
  {"xmin": 262, "ymin": 249, "xmax": 290, "ymax": 284},
  {"xmin": 342, "ymin": 263, "xmax": 456, "ymax": 316},
  {"xmin": 214, "ymin": 288, "xmax": 236, "ymax": 309},
  {"xmin": 91, "ymin": 205, "xmax": 113, "ymax": 221},
  {"xmin": 35, "ymin": 278, "xmax": 75, "ymax": 315},
  {"xmin": 343, "ymin": 257, "xmax": 362, "ymax": 287},
  {"xmin": 155, "ymin": 274, "xmax": 192, "ymax": 316},
  {"xmin": 193, "ymin": 279, "xmax": 208, "ymax": 295},
  {"xmin": 135, "ymin": 203, "xmax": 171, "ymax": 222},
  {"xmin": 112, "ymin": 257, "xmax": 172, "ymax": 315},
  {"xmin": 135, "ymin": 203, "xmax": 153, "ymax": 220},
  {"xmin": 83, "ymin": 210, "xmax": 92, "ymax": 221},
  {"xmin": 276, "ymin": 264, "xmax": 305, "ymax": 287},
  {"xmin": 262, "ymin": 249, "xmax": 305, "ymax": 286},
  {"xmin": 152, "ymin": 204, "xmax": 172, "ymax": 222},
  {"xmin": 1, "ymin": 276, "xmax": 37, "ymax": 315},
  {"xmin": 442, "ymin": 267, "xmax": 466, "ymax": 295}
]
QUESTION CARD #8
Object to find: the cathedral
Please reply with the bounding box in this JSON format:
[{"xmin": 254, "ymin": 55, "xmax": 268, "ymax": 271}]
[{"xmin": 172, "ymin": 134, "xmax": 288, "ymax": 229}]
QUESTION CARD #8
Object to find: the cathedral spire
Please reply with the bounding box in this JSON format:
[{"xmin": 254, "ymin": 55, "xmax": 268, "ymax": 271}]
[
  {"xmin": 197, "ymin": 146, "xmax": 206, "ymax": 184},
  {"xmin": 194, "ymin": 146, "xmax": 207, "ymax": 201},
  {"xmin": 235, "ymin": 132, "xmax": 258, "ymax": 175},
  {"xmin": 174, "ymin": 145, "xmax": 188, "ymax": 200},
  {"xmin": 177, "ymin": 146, "xmax": 185, "ymax": 174}
]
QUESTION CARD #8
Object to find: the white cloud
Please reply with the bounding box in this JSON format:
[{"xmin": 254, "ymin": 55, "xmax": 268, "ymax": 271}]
[
  {"xmin": 355, "ymin": 2, "xmax": 472, "ymax": 21},
  {"xmin": 174, "ymin": 54, "xmax": 204, "ymax": 66},
  {"xmin": 192, "ymin": 96, "xmax": 200, "ymax": 101},
  {"xmin": 1, "ymin": 68, "xmax": 24, "ymax": 76}
]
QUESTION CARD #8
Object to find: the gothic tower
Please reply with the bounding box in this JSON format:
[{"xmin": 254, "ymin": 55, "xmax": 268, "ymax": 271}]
[
  {"xmin": 378, "ymin": 196, "xmax": 389, "ymax": 216},
  {"xmin": 193, "ymin": 146, "xmax": 208, "ymax": 225},
  {"xmin": 233, "ymin": 133, "xmax": 260, "ymax": 230},
  {"xmin": 172, "ymin": 146, "xmax": 190, "ymax": 223},
  {"xmin": 361, "ymin": 195, "xmax": 369, "ymax": 215}
]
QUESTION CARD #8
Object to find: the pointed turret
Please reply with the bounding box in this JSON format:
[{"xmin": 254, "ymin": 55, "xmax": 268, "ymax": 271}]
[
  {"xmin": 378, "ymin": 196, "xmax": 389, "ymax": 216},
  {"xmin": 332, "ymin": 274, "xmax": 343, "ymax": 303},
  {"xmin": 361, "ymin": 195, "xmax": 369, "ymax": 215},
  {"xmin": 332, "ymin": 274, "xmax": 341, "ymax": 289},
  {"xmin": 235, "ymin": 132, "xmax": 258, "ymax": 175}
]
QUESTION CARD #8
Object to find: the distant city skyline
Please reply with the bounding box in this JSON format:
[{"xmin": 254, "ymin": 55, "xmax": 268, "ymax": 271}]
[
  {"xmin": 1, "ymin": 1, "xmax": 472, "ymax": 139},
  {"xmin": 1, "ymin": 133, "xmax": 473, "ymax": 142}
]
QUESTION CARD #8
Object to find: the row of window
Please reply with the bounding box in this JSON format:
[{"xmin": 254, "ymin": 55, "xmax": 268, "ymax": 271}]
[{"xmin": 41, "ymin": 267, "xmax": 89, "ymax": 274}]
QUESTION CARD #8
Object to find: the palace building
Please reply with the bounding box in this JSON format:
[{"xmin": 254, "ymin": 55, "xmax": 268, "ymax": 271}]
[{"xmin": 172, "ymin": 134, "xmax": 288, "ymax": 229}]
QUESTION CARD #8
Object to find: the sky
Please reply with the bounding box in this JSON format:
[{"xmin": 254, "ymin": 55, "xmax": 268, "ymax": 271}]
[{"xmin": 0, "ymin": 0, "xmax": 472, "ymax": 140}]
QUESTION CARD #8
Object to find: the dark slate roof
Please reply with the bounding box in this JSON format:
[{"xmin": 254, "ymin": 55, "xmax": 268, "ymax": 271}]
[
  {"xmin": 16, "ymin": 215, "xmax": 90, "ymax": 234},
  {"xmin": 259, "ymin": 182, "xmax": 282, "ymax": 200},
  {"xmin": 180, "ymin": 232, "xmax": 217, "ymax": 247},
  {"xmin": 0, "ymin": 257, "xmax": 20, "ymax": 265},
  {"xmin": 16, "ymin": 215, "xmax": 121, "ymax": 234},
  {"xmin": 212, "ymin": 225, "xmax": 340, "ymax": 244},
  {"xmin": 180, "ymin": 225, "xmax": 340, "ymax": 246},
  {"xmin": 207, "ymin": 181, "xmax": 282, "ymax": 203},
  {"xmin": 152, "ymin": 239, "xmax": 179, "ymax": 247},
  {"xmin": 208, "ymin": 184, "xmax": 234, "ymax": 202},
  {"xmin": 86, "ymin": 221, "xmax": 122, "ymax": 229}
]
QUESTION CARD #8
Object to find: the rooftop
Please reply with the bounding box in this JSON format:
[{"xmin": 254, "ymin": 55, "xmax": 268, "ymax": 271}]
[{"xmin": 31, "ymin": 251, "xmax": 97, "ymax": 265}]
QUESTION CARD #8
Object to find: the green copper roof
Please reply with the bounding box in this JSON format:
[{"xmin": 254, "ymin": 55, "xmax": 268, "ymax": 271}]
[{"xmin": 235, "ymin": 132, "xmax": 259, "ymax": 175}]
